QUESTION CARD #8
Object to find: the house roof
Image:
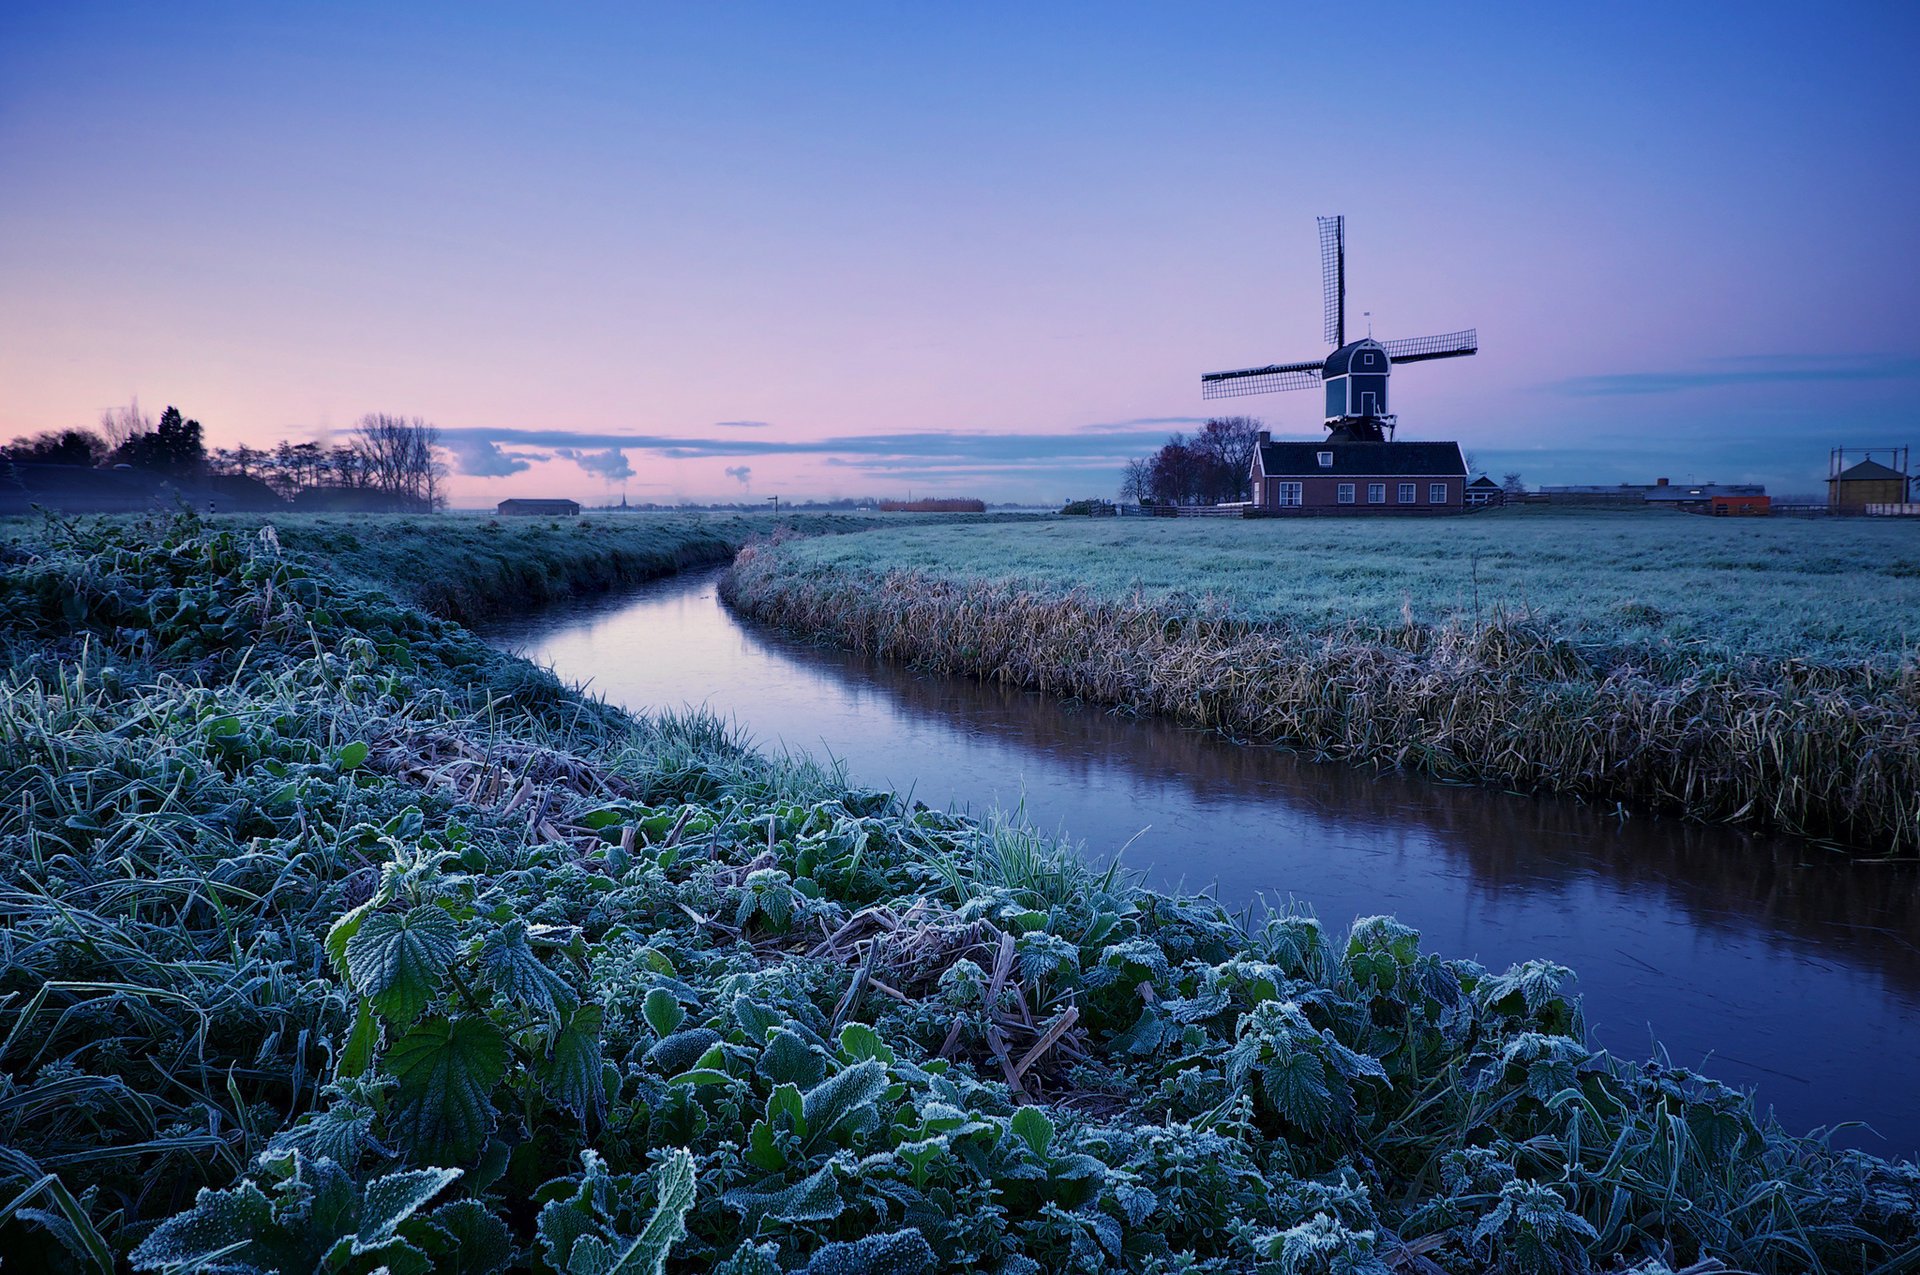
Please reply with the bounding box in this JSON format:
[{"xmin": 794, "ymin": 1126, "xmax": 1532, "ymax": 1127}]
[
  {"xmin": 1834, "ymin": 459, "xmax": 1907, "ymax": 482},
  {"xmin": 1257, "ymin": 440, "xmax": 1466, "ymax": 478},
  {"xmin": 1467, "ymin": 475, "xmax": 1501, "ymax": 488},
  {"xmin": 497, "ymin": 498, "xmax": 581, "ymax": 510}
]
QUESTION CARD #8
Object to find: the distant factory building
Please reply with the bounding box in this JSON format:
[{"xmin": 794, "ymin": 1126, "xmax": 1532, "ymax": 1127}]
[{"xmin": 497, "ymin": 498, "xmax": 581, "ymax": 516}]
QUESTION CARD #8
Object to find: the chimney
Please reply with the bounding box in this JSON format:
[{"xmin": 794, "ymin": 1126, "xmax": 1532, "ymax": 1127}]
[
  {"xmin": 1257, "ymin": 430, "xmax": 1272, "ymax": 443},
  {"xmin": 1656, "ymin": 477, "xmax": 1669, "ymax": 486}
]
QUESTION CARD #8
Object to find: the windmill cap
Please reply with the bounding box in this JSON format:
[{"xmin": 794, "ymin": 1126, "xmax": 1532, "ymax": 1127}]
[{"xmin": 1323, "ymin": 339, "xmax": 1389, "ymax": 377}]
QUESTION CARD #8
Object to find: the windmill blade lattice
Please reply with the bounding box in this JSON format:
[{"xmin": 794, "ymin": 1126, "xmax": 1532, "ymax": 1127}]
[
  {"xmin": 1379, "ymin": 330, "xmax": 1478, "ymax": 364},
  {"xmin": 1201, "ymin": 360, "xmax": 1324, "ymax": 400},
  {"xmin": 1318, "ymin": 215, "xmax": 1345, "ymax": 347}
]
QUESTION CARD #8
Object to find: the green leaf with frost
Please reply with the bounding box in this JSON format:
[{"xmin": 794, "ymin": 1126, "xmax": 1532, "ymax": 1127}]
[
  {"xmin": 336, "ymin": 740, "xmax": 369, "ymax": 770},
  {"xmin": 837, "ymin": 1021, "xmax": 895, "ymax": 1065},
  {"xmin": 414, "ymin": 1200, "xmax": 514, "ymax": 1274},
  {"xmin": 351, "ymin": 1167, "xmax": 462, "ymax": 1254},
  {"xmin": 548, "ymin": 1003, "xmax": 607, "ymax": 1117},
  {"xmin": 481, "ymin": 918, "xmax": 577, "ymax": 1021},
  {"xmin": 346, "ymin": 905, "xmax": 458, "ymax": 1026},
  {"xmin": 714, "ymin": 1241, "xmax": 781, "ymax": 1275},
  {"xmin": 723, "ymin": 1159, "xmax": 844, "ymax": 1224},
  {"xmin": 642, "ymin": 987, "xmax": 685, "ymax": 1038},
  {"xmin": 801, "ymin": 1227, "xmax": 936, "ymax": 1275},
  {"xmin": 1009, "ymin": 1106, "xmax": 1054, "ymax": 1159},
  {"xmin": 757, "ymin": 1028, "xmax": 826, "ymax": 1088},
  {"xmin": 388, "ymin": 1015, "xmax": 508, "ymax": 1162},
  {"xmin": 129, "ymin": 1179, "xmax": 273, "ymax": 1273},
  {"xmin": 555, "ymin": 1150, "xmax": 698, "ymax": 1275},
  {"xmin": 340, "ymin": 999, "xmax": 380, "ymax": 1079},
  {"xmin": 800, "ymin": 1059, "xmax": 887, "ymax": 1149}
]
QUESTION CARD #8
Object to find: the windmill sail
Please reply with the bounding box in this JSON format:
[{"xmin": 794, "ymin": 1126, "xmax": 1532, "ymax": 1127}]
[
  {"xmin": 1318, "ymin": 215, "xmax": 1345, "ymax": 347},
  {"xmin": 1380, "ymin": 330, "xmax": 1477, "ymax": 364},
  {"xmin": 1200, "ymin": 359, "xmax": 1323, "ymax": 400}
]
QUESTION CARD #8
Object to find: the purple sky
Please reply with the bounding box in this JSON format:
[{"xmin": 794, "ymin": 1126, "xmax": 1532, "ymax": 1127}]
[{"xmin": 2, "ymin": 3, "xmax": 1915, "ymax": 504}]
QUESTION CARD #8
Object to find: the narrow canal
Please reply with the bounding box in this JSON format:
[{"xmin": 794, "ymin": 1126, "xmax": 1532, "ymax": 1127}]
[{"xmin": 488, "ymin": 565, "xmax": 1920, "ymax": 1157}]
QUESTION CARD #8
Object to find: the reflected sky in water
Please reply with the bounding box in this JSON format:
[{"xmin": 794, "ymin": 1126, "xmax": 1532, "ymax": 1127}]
[{"xmin": 489, "ymin": 568, "xmax": 1920, "ymax": 1157}]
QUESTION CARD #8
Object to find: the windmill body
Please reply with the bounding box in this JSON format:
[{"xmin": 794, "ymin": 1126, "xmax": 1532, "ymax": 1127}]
[{"xmin": 1201, "ymin": 216, "xmax": 1482, "ymax": 512}]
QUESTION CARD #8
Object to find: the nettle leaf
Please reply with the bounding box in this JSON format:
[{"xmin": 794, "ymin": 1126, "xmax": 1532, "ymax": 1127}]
[
  {"xmin": 548, "ymin": 1003, "xmax": 608, "ymax": 1117},
  {"xmin": 388, "ymin": 1016, "xmax": 509, "ymax": 1163},
  {"xmin": 1259, "ymin": 1048, "xmax": 1334, "ymax": 1134},
  {"xmin": 801, "ymin": 1060, "xmax": 887, "ymax": 1149},
  {"xmin": 347, "ymin": 905, "xmax": 459, "ymax": 1026},
  {"xmin": 353, "ymin": 1167, "xmax": 462, "ymax": 1254},
  {"xmin": 326, "ymin": 900, "xmax": 375, "ymax": 977},
  {"xmin": 481, "ymin": 919, "xmax": 577, "ymax": 1021}
]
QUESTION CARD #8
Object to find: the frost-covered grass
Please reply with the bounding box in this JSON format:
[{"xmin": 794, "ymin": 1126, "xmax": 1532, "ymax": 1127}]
[
  {"xmin": 767, "ymin": 509, "xmax": 1920, "ymax": 669},
  {"xmin": 3, "ymin": 512, "xmax": 1917, "ymax": 1273},
  {"xmin": 724, "ymin": 516, "xmax": 1920, "ymax": 851}
]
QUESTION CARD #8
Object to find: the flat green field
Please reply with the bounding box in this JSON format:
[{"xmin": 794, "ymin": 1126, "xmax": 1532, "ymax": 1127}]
[{"xmin": 771, "ymin": 509, "xmax": 1920, "ymax": 667}]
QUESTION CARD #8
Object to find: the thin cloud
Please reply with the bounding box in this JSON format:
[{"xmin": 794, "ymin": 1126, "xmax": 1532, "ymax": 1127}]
[
  {"xmin": 713, "ymin": 420, "xmax": 771, "ymax": 429},
  {"xmin": 437, "ymin": 421, "xmax": 1184, "ymax": 465},
  {"xmin": 1548, "ymin": 354, "xmax": 1920, "ymax": 397}
]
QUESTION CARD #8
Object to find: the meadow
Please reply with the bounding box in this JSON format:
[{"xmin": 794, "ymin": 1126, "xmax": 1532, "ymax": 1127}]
[
  {"xmin": 757, "ymin": 510, "xmax": 1920, "ymax": 669},
  {"xmin": 4, "ymin": 510, "xmax": 1917, "ymax": 1272},
  {"xmin": 722, "ymin": 509, "xmax": 1920, "ymax": 850}
]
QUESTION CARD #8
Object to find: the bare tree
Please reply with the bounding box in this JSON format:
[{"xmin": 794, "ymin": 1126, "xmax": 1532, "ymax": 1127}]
[
  {"xmin": 98, "ymin": 399, "xmax": 153, "ymax": 451},
  {"xmin": 1501, "ymin": 472, "xmax": 1526, "ymax": 496},
  {"xmin": 352, "ymin": 413, "xmax": 445, "ymax": 510},
  {"xmin": 1119, "ymin": 457, "xmax": 1152, "ymax": 503}
]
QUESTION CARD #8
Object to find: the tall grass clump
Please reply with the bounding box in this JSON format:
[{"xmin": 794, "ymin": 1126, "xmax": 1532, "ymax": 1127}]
[
  {"xmin": 1, "ymin": 511, "xmax": 1915, "ymax": 1272},
  {"xmin": 721, "ymin": 537, "xmax": 1920, "ymax": 852}
]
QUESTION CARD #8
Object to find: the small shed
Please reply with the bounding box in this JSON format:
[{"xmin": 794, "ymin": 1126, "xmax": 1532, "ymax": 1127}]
[
  {"xmin": 1829, "ymin": 460, "xmax": 1909, "ymax": 512},
  {"xmin": 1464, "ymin": 476, "xmax": 1504, "ymax": 508},
  {"xmin": 497, "ymin": 498, "xmax": 581, "ymax": 517}
]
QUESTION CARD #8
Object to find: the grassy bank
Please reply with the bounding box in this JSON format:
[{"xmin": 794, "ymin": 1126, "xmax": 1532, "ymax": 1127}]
[
  {"xmin": 200, "ymin": 511, "xmax": 913, "ymax": 625},
  {"xmin": 3, "ymin": 513, "xmax": 1917, "ymax": 1273},
  {"xmin": 720, "ymin": 514, "xmax": 1920, "ymax": 851}
]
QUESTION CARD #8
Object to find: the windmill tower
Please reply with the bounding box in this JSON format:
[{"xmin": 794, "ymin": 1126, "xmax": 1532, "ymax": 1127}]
[{"xmin": 1201, "ymin": 216, "xmax": 1478, "ymax": 442}]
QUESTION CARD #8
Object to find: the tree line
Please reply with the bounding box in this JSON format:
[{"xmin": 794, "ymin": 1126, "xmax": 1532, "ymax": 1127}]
[
  {"xmin": 1119, "ymin": 416, "xmax": 1263, "ymax": 506},
  {"xmin": 3, "ymin": 403, "xmax": 445, "ymax": 509}
]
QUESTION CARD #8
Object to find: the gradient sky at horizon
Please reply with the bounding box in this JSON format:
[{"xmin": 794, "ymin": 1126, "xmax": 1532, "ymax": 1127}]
[{"xmin": 3, "ymin": 2, "xmax": 1916, "ymax": 505}]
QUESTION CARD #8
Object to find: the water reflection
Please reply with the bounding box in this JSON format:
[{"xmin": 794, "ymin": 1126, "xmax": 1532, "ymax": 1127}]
[{"xmin": 487, "ymin": 568, "xmax": 1920, "ymax": 1156}]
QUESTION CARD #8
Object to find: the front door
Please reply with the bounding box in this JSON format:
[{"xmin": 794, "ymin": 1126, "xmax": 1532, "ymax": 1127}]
[{"xmin": 1359, "ymin": 391, "xmax": 1379, "ymax": 416}]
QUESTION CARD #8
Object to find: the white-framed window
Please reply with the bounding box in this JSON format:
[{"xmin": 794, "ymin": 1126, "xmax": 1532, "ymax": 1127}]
[
  {"xmin": 1276, "ymin": 481, "xmax": 1303, "ymax": 507},
  {"xmin": 1336, "ymin": 482, "xmax": 1355, "ymax": 504},
  {"xmin": 1398, "ymin": 482, "xmax": 1416, "ymax": 504},
  {"xmin": 1367, "ymin": 482, "xmax": 1385, "ymax": 504},
  {"xmin": 1429, "ymin": 482, "xmax": 1448, "ymax": 504},
  {"xmin": 1317, "ymin": 451, "xmax": 1333, "ymax": 467}
]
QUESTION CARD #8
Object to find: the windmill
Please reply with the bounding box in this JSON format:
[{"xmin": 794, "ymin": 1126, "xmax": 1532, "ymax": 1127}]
[{"xmin": 1200, "ymin": 216, "xmax": 1477, "ymax": 443}]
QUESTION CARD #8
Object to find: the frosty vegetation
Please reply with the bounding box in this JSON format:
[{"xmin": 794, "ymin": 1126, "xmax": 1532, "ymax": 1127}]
[{"xmin": 0, "ymin": 513, "xmax": 1915, "ymax": 1273}]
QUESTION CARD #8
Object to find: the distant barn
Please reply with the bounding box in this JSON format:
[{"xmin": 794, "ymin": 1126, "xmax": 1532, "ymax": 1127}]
[
  {"xmin": 1464, "ymin": 475, "xmax": 1504, "ymax": 508},
  {"xmin": 497, "ymin": 498, "xmax": 580, "ymax": 517},
  {"xmin": 1829, "ymin": 460, "xmax": 1909, "ymax": 512}
]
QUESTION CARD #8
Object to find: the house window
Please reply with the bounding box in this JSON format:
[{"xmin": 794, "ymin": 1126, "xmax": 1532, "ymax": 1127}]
[
  {"xmin": 1398, "ymin": 482, "xmax": 1416, "ymax": 504},
  {"xmin": 1317, "ymin": 451, "xmax": 1333, "ymax": 467},
  {"xmin": 1367, "ymin": 482, "xmax": 1385, "ymax": 504},
  {"xmin": 1337, "ymin": 482, "xmax": 1355, "ymax": 504},
  {"xmin": 1276, "ymin": 482, "xmax": 1303, "ymax": 507},
  {"xmin": 1429, "ymin": 482, "xmax": 1447, "ymax": 504}
]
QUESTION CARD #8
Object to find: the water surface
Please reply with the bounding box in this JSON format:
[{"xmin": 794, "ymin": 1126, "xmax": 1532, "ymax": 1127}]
[{"xmin": 488, "ymin": 567, "xmax": 1920, "ymax": 1157}]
